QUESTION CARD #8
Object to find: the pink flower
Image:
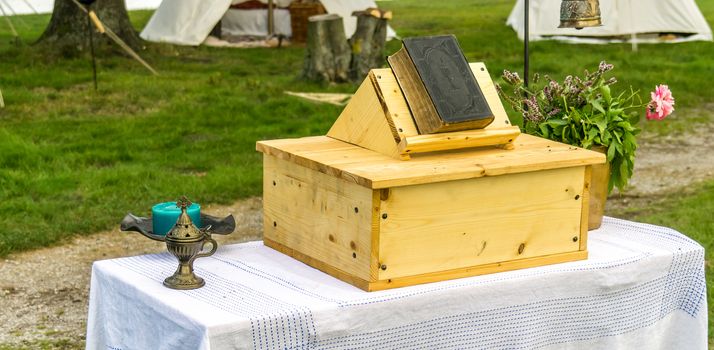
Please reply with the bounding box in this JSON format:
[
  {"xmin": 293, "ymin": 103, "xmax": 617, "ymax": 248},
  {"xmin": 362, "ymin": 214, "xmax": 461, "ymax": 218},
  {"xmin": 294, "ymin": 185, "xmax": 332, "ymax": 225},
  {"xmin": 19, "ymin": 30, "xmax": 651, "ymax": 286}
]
[{"xmin": 646, "ymin": 84, "xmax": 675, "ymax": 120}]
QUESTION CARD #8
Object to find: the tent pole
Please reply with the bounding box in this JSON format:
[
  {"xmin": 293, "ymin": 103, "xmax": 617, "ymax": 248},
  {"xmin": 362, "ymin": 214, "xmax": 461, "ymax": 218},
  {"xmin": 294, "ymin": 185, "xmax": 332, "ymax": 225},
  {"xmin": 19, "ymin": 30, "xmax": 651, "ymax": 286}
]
[
  {"xmin": 21, "ymin": 0, "xmax": 38, "ymax": 14},
  {"xmin": 267, "ymin": 0, "xmax": 274, "ymax": 37},
  {"xmin": 524, "ymin": 0, "xmax": 529, "ymax": 87},
  {"xmin": 629, "ymin": 0, "xmax": 637, "ymax": 52},
  {"xmin": 0, "ymin": 2, "xmax": 18, "ymax": 40}
]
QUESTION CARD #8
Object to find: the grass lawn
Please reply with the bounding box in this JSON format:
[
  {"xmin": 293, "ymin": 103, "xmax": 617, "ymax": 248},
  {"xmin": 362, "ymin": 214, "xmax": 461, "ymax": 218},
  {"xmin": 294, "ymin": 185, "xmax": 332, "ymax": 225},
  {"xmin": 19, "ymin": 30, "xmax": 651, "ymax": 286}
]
[{"xmin": 0, "ymin": 0, "xmax": 712, "ymax": 341}]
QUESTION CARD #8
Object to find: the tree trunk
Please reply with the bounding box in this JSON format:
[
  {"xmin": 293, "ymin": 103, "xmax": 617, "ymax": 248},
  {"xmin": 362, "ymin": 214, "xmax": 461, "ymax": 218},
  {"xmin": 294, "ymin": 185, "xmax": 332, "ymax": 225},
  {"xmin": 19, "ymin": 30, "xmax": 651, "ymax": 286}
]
[
  {"xmin": 36, "ymin": 0, "xmax": 141, "ymax": 54},
  {"xmin": 349, "ymin": 9, "xmax": 390, "ymax": 81},
  {"xmin": 302, "ymin": 14, "xmax": 350, "ymax": 82}
]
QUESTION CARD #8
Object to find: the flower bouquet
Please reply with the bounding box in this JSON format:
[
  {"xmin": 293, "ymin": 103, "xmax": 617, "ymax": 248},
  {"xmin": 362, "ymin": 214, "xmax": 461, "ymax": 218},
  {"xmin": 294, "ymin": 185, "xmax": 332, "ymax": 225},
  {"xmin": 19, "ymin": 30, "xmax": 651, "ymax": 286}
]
[{"xmin": 497, "ymin": 62, "xmax": 674, "ymax": 228}]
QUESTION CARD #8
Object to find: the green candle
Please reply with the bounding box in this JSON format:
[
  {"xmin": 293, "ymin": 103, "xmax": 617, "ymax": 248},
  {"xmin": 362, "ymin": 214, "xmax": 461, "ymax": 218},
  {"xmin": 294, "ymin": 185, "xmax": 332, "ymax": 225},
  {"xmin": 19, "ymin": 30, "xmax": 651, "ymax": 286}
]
[{"xmin": 152, "ymin": 201, "xmax": 201, "ymax": 235}]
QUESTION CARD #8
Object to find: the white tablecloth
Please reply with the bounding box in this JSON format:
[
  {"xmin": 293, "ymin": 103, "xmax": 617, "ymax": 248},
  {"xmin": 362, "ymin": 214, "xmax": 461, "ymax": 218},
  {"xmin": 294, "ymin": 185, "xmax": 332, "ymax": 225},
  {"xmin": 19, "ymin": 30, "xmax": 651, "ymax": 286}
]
[{"xmin": 86, "ymin": 217, "xmax": 707, "ymax": 350}]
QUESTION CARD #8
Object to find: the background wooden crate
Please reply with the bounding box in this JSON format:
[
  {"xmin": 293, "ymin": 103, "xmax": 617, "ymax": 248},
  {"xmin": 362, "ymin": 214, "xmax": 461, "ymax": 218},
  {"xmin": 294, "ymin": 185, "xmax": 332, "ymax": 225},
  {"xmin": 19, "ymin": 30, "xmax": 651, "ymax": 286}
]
[{"xmin": 289, "ymin": 2, "xmax": 326, "ymax": 43}]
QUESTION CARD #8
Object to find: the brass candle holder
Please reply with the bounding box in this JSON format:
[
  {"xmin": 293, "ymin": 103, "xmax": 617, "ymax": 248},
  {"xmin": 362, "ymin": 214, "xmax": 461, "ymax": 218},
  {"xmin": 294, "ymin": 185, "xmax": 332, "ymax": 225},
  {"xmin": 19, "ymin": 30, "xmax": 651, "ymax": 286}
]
[{"xmin": 120, "ymin": 197, "xmax": 236, "ymax": 290}]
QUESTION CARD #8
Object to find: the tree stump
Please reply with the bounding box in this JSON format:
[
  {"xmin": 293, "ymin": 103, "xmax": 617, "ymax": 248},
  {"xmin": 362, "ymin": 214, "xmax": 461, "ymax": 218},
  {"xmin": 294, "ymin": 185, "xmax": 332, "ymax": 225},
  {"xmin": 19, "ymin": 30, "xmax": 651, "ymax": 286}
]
[
  {"xmin": 302, "ymin": 14, "xmax": 351, "ymax": 82},
  {"xmin": 36, "ymin": 0, "xmax": 141, "ymax": 54},
  {"xmin": 349, "ymin": 9, "xmax": 391, "ymax": 81}
]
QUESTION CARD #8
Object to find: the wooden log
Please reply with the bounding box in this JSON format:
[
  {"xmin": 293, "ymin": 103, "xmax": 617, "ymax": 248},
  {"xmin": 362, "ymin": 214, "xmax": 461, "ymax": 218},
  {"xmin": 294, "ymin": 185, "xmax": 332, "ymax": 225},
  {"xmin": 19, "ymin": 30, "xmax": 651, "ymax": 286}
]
[
  {"xmin": 349, "ymin": 8, "xmax": 390, "ymax": 81},
  {"xmin": 302, "ymin": 13, "xmax": 350, "ymax": 82}
]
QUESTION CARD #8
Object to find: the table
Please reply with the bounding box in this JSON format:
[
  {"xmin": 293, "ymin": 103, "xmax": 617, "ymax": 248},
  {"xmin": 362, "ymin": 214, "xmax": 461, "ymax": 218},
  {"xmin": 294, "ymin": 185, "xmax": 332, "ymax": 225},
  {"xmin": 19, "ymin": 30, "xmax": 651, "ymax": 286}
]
[{"xmin": 86, "ymin": 217, "xmax": 707, "ymax": 350}]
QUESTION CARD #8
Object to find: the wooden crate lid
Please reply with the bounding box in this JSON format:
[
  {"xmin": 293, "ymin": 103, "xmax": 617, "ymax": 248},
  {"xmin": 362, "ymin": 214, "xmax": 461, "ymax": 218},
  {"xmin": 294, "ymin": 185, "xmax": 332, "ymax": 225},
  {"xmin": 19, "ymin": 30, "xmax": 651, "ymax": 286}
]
[{"xmin": 257, "ymin": 134, "xmax": 605, "ymax": 189}]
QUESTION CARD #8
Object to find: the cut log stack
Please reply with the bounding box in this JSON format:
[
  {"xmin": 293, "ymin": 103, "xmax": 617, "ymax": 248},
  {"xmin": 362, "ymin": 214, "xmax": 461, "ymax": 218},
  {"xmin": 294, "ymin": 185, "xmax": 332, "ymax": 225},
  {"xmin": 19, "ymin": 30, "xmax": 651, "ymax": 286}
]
[
  {"xmin": 302, "ymin": 8, "xmax": 392, "ymax": 83},
  {"xmin": 303, "ymin": 14, "xmax": 351, "ymax": 82},
  {"xmin": 349, "ymin": 8, "xmax": 392, "ymax": 81}
]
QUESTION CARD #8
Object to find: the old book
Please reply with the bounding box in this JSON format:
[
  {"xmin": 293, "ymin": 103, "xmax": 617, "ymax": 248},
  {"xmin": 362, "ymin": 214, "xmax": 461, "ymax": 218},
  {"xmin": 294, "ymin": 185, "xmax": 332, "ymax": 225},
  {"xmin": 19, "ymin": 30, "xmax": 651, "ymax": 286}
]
[{"xmin": 387, "ymin": 35, "xmax": 494, "ymax": 134}]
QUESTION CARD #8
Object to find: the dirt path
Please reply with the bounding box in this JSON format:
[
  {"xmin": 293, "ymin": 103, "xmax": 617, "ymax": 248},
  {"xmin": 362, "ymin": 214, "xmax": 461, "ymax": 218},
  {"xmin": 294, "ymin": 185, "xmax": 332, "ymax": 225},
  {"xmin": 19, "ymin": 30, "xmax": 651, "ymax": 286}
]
[
  {"xmin": 607, "ymin": 122, "xmax": 714, "ymax": 214},
  {"xmin": 1, "ymin": 124, "xmax": 713, "ymax": 348}
]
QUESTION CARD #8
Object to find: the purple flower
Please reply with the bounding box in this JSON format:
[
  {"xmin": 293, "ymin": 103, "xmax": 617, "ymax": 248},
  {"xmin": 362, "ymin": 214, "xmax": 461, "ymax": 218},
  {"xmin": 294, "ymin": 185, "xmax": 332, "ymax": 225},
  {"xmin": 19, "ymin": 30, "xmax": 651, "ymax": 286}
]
[
  {"xmin": 502, "ymin": 70, "xmax": 522, "ymax": 85},
  {"xmin": 598, "ymin": 61, "xmax": 614, "ymax": 73},
  {"xmin": 523, "ymin": 96, "xmax": 544, "ymax": 122}
]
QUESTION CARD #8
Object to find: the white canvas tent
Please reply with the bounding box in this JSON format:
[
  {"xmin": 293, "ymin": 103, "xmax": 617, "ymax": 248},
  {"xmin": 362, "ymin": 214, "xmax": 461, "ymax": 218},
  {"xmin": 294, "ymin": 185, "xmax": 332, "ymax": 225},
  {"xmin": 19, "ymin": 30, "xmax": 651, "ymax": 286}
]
[
  {"xmin": 2, "ymin": 0, "xmax": 162, "ymax": 15},
  {"xmin": 141, "ymin": 0, "xmax": 396, "ymax": 46},
  {"xmin": 507, "ymin": 0, "xmax": 712, "ymax": 43}
]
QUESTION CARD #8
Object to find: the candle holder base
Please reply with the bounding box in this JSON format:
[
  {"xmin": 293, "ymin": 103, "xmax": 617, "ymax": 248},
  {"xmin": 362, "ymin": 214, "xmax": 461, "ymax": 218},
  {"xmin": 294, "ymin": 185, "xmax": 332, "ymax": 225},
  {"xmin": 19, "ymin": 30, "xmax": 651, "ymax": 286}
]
[{"xmin": 163, "ymin": 272, "xmax": 205, "ymax": 290}]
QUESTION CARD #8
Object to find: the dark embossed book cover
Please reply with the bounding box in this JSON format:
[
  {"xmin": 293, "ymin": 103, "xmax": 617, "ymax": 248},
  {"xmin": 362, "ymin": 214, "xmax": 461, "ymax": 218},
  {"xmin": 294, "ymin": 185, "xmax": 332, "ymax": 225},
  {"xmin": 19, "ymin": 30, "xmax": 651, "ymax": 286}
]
[{"xmin": 388, "ymin": 35, "xmax": 494, "ymax": 134}]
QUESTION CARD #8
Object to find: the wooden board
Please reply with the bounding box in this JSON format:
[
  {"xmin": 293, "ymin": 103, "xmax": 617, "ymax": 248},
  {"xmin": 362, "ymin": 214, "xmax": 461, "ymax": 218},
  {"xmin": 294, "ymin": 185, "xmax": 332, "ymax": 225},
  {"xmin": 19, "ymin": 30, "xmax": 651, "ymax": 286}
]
[
  {"xmin": 326, "ymin": 77, "xmax": 406, "ymax": 160},
  {"xmin": 262, "ymin": 155, "xmax": 376, "ymax": 281},
  {"xmin": 370, "ymin": 68, "xmax": 419, "ymax": 138},
  {"xmin": 471, "ymin": 62, "xmax": 513, "ymax": 130},
  {"xmin": 257, "ymin": 134, "xmax": 606, "ymax": 189},
  {"xmin": 369, "ymin": 250, "xmax": 587, "ymax": 291},
  {"xmin": 579, "ymin": 165, "xmax": 592, "ymax": 250},
  {"xmin": 398, "ymin": 126, "xmax": 521, "ymax": 154},
  {"xmin": 377, "ymin": 167, "xmax": 585, "ymax": 280},
  {"xmin": 267, "ymin": 236, "xmax": 587, "ymax": 292}
]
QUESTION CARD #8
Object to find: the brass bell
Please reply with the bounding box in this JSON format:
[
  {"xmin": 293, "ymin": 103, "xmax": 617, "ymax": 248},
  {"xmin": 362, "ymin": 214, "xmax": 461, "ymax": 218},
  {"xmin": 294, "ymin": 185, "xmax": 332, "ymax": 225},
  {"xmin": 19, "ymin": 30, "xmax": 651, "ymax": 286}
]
[{"xmin": 559, "ymin": 0, "xmax": 602, "ymax": 29}]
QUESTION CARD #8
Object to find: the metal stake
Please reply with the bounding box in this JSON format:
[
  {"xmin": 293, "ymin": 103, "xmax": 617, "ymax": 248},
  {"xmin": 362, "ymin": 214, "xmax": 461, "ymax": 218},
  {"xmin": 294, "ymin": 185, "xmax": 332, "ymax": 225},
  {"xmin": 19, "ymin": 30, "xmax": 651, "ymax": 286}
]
[{"xmin": 524, "ymin": 0, "xmax": 529, "ymax": 87}]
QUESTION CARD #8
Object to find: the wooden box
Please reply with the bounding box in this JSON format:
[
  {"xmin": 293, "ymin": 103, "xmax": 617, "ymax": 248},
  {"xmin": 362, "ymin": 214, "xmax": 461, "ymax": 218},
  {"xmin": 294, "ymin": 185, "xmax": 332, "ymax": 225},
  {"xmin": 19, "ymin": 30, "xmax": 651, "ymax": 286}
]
[
  {"xmin": 256, "ymin": 64, "xmax": 605, "ymax": 291},
  {"xmin": 258, "ymin": 134, "xmax": 602, "ymax": 291}
]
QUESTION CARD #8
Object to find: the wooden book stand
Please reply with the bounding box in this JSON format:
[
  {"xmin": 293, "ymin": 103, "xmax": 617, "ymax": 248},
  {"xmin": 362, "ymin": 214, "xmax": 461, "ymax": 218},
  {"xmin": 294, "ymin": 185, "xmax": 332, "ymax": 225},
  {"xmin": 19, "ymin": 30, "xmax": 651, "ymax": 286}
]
[{"xmin": 327, "ymin": 62, "xmax": 521, "ymax": 160}]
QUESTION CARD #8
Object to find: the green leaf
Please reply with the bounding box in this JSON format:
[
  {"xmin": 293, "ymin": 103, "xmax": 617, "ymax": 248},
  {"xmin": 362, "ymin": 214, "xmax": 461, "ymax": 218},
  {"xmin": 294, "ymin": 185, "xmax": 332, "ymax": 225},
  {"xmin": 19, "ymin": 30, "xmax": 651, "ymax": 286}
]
[
  {"xmin": 571, "ymin": 110, "xmax": 582, "ymax": 123},
  {"xmin": 591, "ymin": 100, "xmax": 606, "ymax": 115},
  {"xmin": 563, "ymin": 126, "xmax": 570, "ymax": 142},
  {"xmin": 546, "ymin": 118, "xmax": 568, "ymax": 126},
  {"xmin": 619, "ymin": 160, "xmax": 629, "ymax": 189},
  {"xmin": 602, "ymin": 129, "xmax": 611, "ymax": 143},
  {"xmin": 600, "ymin": 84, "xmax": 612, "ymax": 104},
  {"xmin": 613, "ymin": 130, "xmax": 623, "ymax": 143},
  {"xmin": 616, "ymin": 121, "xmax": 635, "ymax": 132},
  {"xmin": 628, "ymin": 111, "xmax": 641, "ymax": 125},
  {"xmin": 624, "ymin": 133, "xmax": 637, "ymax": 149},
  {"xmin": 607, "ymin": 143, "xmax": 616, "ymax": 161},
  {"xmin": 593, "ymin": 117, "xmax": 607, "ymax": 132},
  {"xmin": 613, "ymin": 141, "xmax": 623, "ymax": 155},
  {"xmin": 610, "ymin": 108, "xmax": 624, "ymax": 116},
  {"xmin": 539, "ymin": 123, "xmax": 550, "ymax": 138}
]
